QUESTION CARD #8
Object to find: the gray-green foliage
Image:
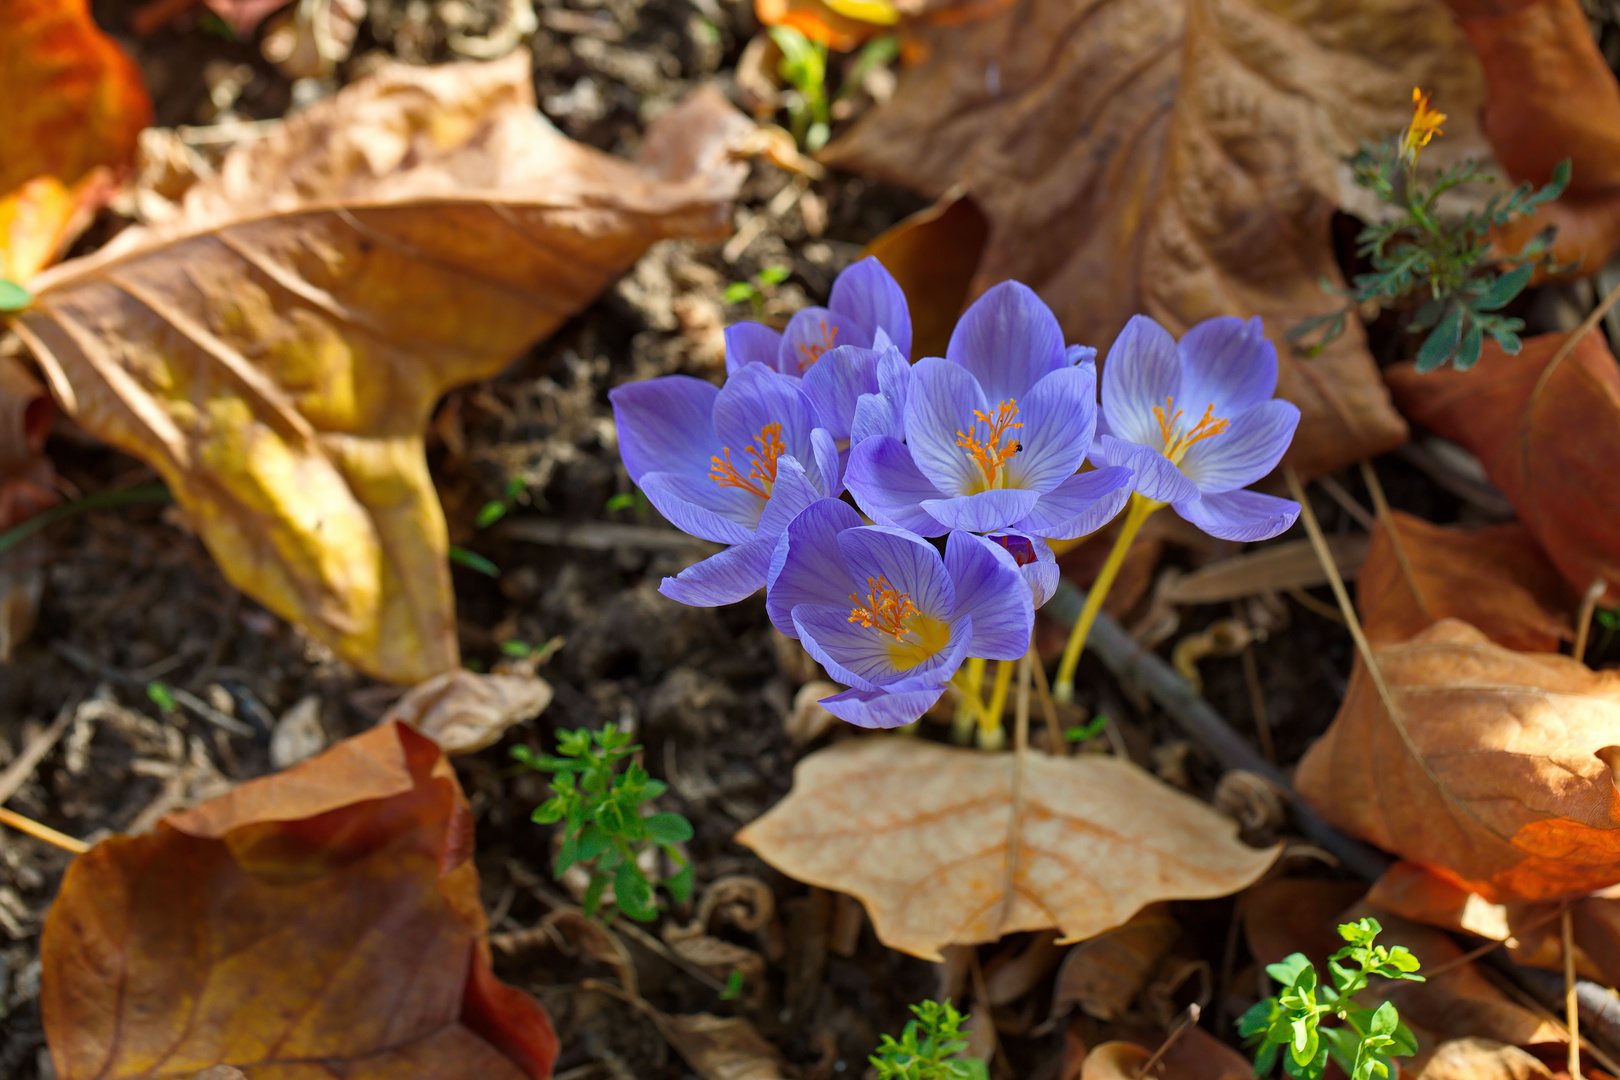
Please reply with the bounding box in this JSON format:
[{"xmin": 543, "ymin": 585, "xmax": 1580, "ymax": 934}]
[
  {"xmin": 1290, "ymin": 139, "xmax": 1570, "ymax": 372},
  {"xmin": 870, "ymin": 1000, "xmax": 989, "ymax": 1080},
  {"xmin": 512, "ymin": 724, "xmax": 694, "ymax": 922},
  {"xmin": 1238, "ymin": 918, "xmax": 1424, "ymax": 1080}
]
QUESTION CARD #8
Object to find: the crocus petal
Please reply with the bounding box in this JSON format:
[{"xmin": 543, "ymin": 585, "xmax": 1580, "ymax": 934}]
[
  {"xmin": 819, "ymin": 686, "xmax": 945, "ymax": 730},
  {"xmin": 724, "ymin": 321, "xmax": 784, "ymax": 376},
  {"xmin": 658, "ymin": 535, "xmax": 774, "ymax": 606},
  {"xmin": 946, "ymin": 281, "xmax": 1067, "ymax": 402},
  {"xmin": 985, "ymin": 530, "xmax": 1059, "ymax": 607},
  {"xmin": 640, "ymin": 471, "xmax": 761, "ymax": 544},
  {"xmin": 920, "ymin": 488, "xmax": 1041, "ymax": 534},
  {"xmin": 811, "ymin": 427, "xmax": 843, "ymax": 497},
  {"xmin": 778, "ymin": 306, "xmax": 873, "ymax": 376},
  {"xmin": 1091, "ymin": 435, "xmax": 1200, "ymax": 505},
  {"xmin": 609, "ymin": 375, "xmax": 719, "ymax": 485},
  {"xmin": 1066, "ymin": 344, "xmax": 1098, "ymax": 367},
  {"xmin": 756, "ymin": 457, "xmax": 824, "ymax": 537},
  {"xmin": 830, "ymin": 256, "xmax": 913, "ymax": 360},
  {"xmin": 766, "ymin": 497, "xmax": 861, "ymax": 636},
  {"xmin": 875, "ymin": 343, "xmax": 911, "ymax": 414},
  {"xmin": 837, "ymin": 525, "xmax": 956, "ymax": 620},
  {"xmin": 1013, "ymin": 466, "xmax": 1132, "ymax": 540},
  {"xmin": 1101, "ymin": 314, "xmax": 1182, "ymax": 448},
  {"xmin": 1004, "ymin": 365, "xmax": 1098, "ymax": 492},
  {"xmin": 1177, "ymin": 398, "xmax": 1301, "ymax": 494},
  {"xmin": 799, "ymin": 344, "xmax": 879, "ymax": 442},
  {"xmin": 845, "ymin": 436, "xmax": 949, "ymax": 536},
  {"xmin": 850, "ymin": 393, "xmax": 901, "ymax": 446},
  {"xmin": 944, "ymin": 532, "xmax": 1033, "ymax": 660},
  {"xmin": 904, "ymin": 357, "xmax": 989, "ymax": 496},
  {"xmin": 792, "ymin": 605, "xmax": 885, "ymax": 692},
  {"xmin": 1175, "ymin": 316, "xmax": 1278, "ymax": 418},
  {"xmin": 712, "ymin": 364, "xmax": 820, "ymax": 484},
  {"xmin": 1173, "ymin": 488, "xmax": 1301, "ymax": 542}
]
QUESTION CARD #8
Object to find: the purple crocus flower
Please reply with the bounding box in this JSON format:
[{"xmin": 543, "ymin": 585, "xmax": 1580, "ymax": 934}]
[
  {"xmin": 723, "ymin": 256, "xmax": 913, "ymax": 378},
  {"xmin": 766, "ymin": 499, "xmax": 1033, "ymax": 729},
  {"xmin": 845, "ymin": 281, "xmax": 1131, "ymax": 539},
  {"xmin": 610, "ymin": 364, "xmax": 839, "ymax": 606},
  {"xmin": 798, "ymin": 339, "xmax": 911, "ymax": 455},
  {"xmin": 1089, "ymin": 315, "xmax": 1302, "ymax": 541}
]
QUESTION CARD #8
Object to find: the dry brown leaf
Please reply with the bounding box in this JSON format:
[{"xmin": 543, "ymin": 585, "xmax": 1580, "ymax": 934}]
[
  {"xmin": 1163, "ymin": 535, "xmax": 1368, "ymax": 606},
  {"xmin": 0, "ymin": 354, "xmax": 57, "ymax": 658},
  {"xmin": 41, "ymin": 721, "xmax": 558, "ymax": 1079},
  {"xmin": 1080, "ymin": 1033, "xmax": 1249, "ymax": 1080},
  {"xmin": 1241, "ymin": 878, "xmax": 1368, "ymax": 969},
  {"xmin": 735, "ymin": 737, "xmax": 1277, "ymax": 960},
  {"xmin": 861, "ymin": 190, "xmax": 989, "ymax": 361},
  {"xmin": 1386, "ymin": 330, "xmax": 1620, "ymax": 605},
  {"xmin": 821, "ymin": 0, "xmax": 1494, "ymax": 477},
  {"xmin": 652, "ymin": 1013, "xmax": 790, "ymax": 1080},
  {"xmin": 13, "ymin": 51, "xmax": 752, "ymax": 683},
  {"xmin": 1416, "ymin": 1038, "xmax": 1554, "ymax": 1080},
  {"xmin": 1365, "ymin": 860, "xmax": 1574, "ymax": 974},
  {"xmin": 1050, "ymin": 903, "xmax": 1180, "ymax": 1021},
  {"xmin": 1296, "ymin": 619, "xmax": 1620, "ymax": 904},
  {"xmin": 1360, "ymin": 511, "xmax": 1574, "ymax": 652},
  {"xmin": 380, "ymin": 669, "xmax": 552, "ymax": 754}
]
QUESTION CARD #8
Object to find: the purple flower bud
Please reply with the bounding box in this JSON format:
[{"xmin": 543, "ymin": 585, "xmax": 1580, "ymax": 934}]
[
  {"xmin": 609, "ymin": 365, "xmax": 840, "ymax": 606},
  {"xmin": 986, "ymin": 529, "xmax": 1058, "ymax": 607},
  {"xmin": 723, "ymin": 257, "xmax": 913, "ymax": 377},
  {"xmin": 1091, "ymin": 314, "xmax": 1302, "ymax": 541},
  {"xmin": 845, "ymin": 281, "xmax": 1131, "ymax": 540},
  {"xmin": 765, "ymin": 499, "xmax": 1033, "ymax": 729}
]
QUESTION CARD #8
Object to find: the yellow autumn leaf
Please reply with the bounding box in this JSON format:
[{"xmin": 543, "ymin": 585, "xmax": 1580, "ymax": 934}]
[
  {"xmin": 11, "ymin": 50, "xmax": 753, "ymax": 684},
  {"xmin": 735, "ymin": 737, "xmax": 1278, "ymax": 960}
]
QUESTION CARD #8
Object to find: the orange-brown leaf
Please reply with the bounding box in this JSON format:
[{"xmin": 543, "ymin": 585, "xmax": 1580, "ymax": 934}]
[
  {"xmin": 12, "ymin": 51, "xmax": 752, "ymax": 683},
  {"xmin": 1360, "ymin": 511, "xmax": 1573, "ymax": 652},
  {"xmin": 1385, "ymin": 330, "xmax": 1620, "ymax": 603},
  {"xmin": 735, "ymin": 736, "xmax": 1277, "ymax": 961},
  {"xmin": 1296, "ymin": 619, "xmax": 1620, "ymax": 904},
  {"xmin": 820, "ymin": 0, "xmax": 1495, "ymax": 477},
  {"xmin": 41, "ymin": 721, "xmax": 558, "ymax": 1080},
  {"xmin": 0, "ymin": 0, "xmax": 150, "ymax": 197},
  {"xmin": 861, "ymin": 191, "xmax": 989, "ymax": 361}
]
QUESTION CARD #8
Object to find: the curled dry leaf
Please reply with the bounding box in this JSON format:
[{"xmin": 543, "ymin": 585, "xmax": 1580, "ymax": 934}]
[
  {"xmin": 651, "ymin": 1012, "xmax": 790, "ymax": 1080},
  {"xmin": 380, "ymin": 669, "xmax": 552, "ymax": 754},
  {"xmin": 0, "ymin": 354, "xmax": 57, "ymax": 658},
  {"xmin": 735, "ymin": 737, "xmax": 1277, "ymax": 960},
  {"xmin": 1296, "ymin": 619, "xmax": 1620, "ymax": 904},
  {"xmin": 41, "ymin": 721, "xmax": 559, "ymax": 1080},
  {"xmin": 861, "ymin": 190, "xmax": 989, "ymax": 361},
  {"xmin": 1051, "ymin": 903, "xmax": 1180, "ymax": 1022},
  {"xmin": 1387, "ymin": 330, "xmax": 1620, "ymax": 604},
  {"xmin": 821, "ymin": 0, "xmax": 1494, "ymax": 477},
  {"xmin": 13, "ymin": 51, "xmax": 753, "ymax": 684},
  {"xmin": 1080, "ymin": 1032, "xmax": 1249, "ymax": 1080},
  {"xmin": 1360, "ymin": 510, "xmax": 1573, "ymax": 652},
  {"xmin": 1415, "ymin": 1038, "xmax": 1553, "ymax": 1080}
]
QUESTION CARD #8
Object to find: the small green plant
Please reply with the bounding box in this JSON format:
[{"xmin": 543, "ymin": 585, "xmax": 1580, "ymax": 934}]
[
  {"xmin": 1592, "ymin": 605, "xmax": 1620, "ymax": 661},
  {"xmin": 512, "ymin": 724, "xmax": 694, "ymax": 922},
  {"xmin": 1064, "ymin": 714, "xmax": 1109, "ymax": 743},
  {"xmin": 770, "ymin": 27, "xmax": 831, "ymax": 150},
  {"xmin": 146, "ymin": 680, "xmax": 178, "ymax": 713},
  {"xmin": 723, "ymin": 264, "xmax": 792, "ymax": 315},
  {"xmin": 1290, "ymin": 89, "xmax": 1570, "ymax": 373},
  {"xmin": 1238, "ymin": 917, "xmax": 1424, "ymax": 1080},
  {"xmin": 449, "ymin": 545, "xmax": 499, "ymax": 577},
  {"xmin": 870, "ymin": 1000, "xmax": 988, "ymax": 1080},
  {"xmin": 0, "ymin": 279, "xmax": 30, "ymax": 312},
  {"xmin": 720, "ymin": 969, "xmax": 746, "ymax": 1001},
  {"xmin": 476, "ymin": 477, "xmax": 526, "ymax": 529}
]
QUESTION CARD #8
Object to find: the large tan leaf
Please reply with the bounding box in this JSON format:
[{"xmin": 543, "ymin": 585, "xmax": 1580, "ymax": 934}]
[
  {"xmin": 821, "ymin": 0, "xmax": 1493, "ymax": 477},
  {"xmin": 11, "ymin": 51, "xmax": 752, "ymax": 683},
  {"xmin": 735, "ymin": 737, "xmax": 1277, "ymax": 960},
  {"xmin": 1296, "ymin": 619, "xmax": 1620, "ymax": 904}
]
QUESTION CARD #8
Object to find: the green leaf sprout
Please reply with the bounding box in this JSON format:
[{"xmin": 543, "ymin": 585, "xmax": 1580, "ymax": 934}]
[
  {"xmin": 513, "ymin": 724, "xmax": 694, "ymax": 922},
  {"xmin": 870, "ymin": 999, "xmax": 989, "ymax": 1080}
]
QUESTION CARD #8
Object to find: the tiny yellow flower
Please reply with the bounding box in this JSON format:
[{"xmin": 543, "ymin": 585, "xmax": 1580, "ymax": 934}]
[{"xmin": 1401, "ymin": 87, "xmax": 1445, "ymax": 163}]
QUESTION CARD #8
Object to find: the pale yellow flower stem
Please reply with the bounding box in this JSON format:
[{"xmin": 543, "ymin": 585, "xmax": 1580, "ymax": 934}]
[
  {"xmin": 1052, "ymin": 493, "xmax": 1162, "ymax": 703},
  {"xmin": 950, "ymin": 656, "xmax": 987, "ymax": 743},
  {"xmin": 977, "ymin": 657, "xmax": 1015, "ymax": 750}
]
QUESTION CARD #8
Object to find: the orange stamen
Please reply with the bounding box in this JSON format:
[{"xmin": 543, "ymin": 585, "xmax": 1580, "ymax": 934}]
[
  {"xmin": 710, "ymin": 422, "xmax": 787, "ymax": 499},
  {"xmin": 1152, "ymin": 396, "xmax": 1229, "ymax": 463},
  {"xmin": 956, "ymin": 399, "xmax": 1024, "ymax": 487},
  {"xmin": 796, "ymin": 321, "xmax": 840, "ymax": 372},
  {"xmin": 848, "ymin": 575, "xmax": 920, "ymax": 640}
]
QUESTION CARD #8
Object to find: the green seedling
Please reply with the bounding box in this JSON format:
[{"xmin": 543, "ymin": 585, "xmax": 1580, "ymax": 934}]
[
  {"xmin": 0, "ymin": 279, "xmax": 30, "ymax": 312},
  {"xmin": 512, "ymin": 724, "xmax": 694, "ymax": 922},
  {"xmin": 770, "ymin": 26, "xmax": 831, "ymax": 150},
  {"xmin": 1239, "ymin": 917, "xmax": 1424, "ymax": 1079},
  {"xmin": 1065, "ymin": 715, "xmax": 1109, "ymax": 743},
  {"xmin": 146, "ymin": 681, "xmax": 178, "ymax": 713},
  {"xmin": 870, "ymin": 999, "xmax": 989, "ymax": 1080},
  {"xmin": 1290, "ymin": 89, "xmax": 1570, "ymax": 372},
  {"xmin": 449, "ymin": 545, "xmax": 499, "ymax": 577},
  {"xmin": 476, "ymin": 477, "xmax": 526, "ymax": 529},
  {"xmin": 720, "ymin": 969, "xmax": 746, "ymax": 1001},
  {"xmin": 723, "ymin": 264, "xmax": 792, "ymax": 316}
]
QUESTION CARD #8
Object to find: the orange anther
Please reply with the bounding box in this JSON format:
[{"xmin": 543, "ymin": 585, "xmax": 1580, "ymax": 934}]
[
  {"xmin": 848, "ymin": 575, "xmax": 920, "ymax": 639},
  {"xmin": 955, "ymin": 399, "xmax": 1024, "ymax": 487},
  {"xmin": 796, "ymin": 320, "xmax": 840, "ymax": 372},
  {"xmin": 1153, "ymin": 396, "xmax": 1229, "ymax": 463},
  {"xmin": 710, "ymin": 422, "xmax": 787, "ymax": 499}
]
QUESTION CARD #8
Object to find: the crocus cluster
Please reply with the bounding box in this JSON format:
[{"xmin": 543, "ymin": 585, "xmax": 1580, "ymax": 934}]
[{"xmin": 610, "ymin": 258, "xmax": 1301, "ymax": 729}]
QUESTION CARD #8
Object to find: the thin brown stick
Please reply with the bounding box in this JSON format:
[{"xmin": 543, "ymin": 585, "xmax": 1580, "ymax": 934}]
[
  {"xmin": 1135, "ymin": 1003, "xmax": 1200, "ymax": 1078},
  {"xmin": 1359, "ymin": 459, "xmax": 1433, "ymax": 624},
  {"xmin": 1575, "ymin": 578, "xmax": 1607, "ymax": 665},
  {"xmin": 0, "ymin": 701, "xmax": 74, "ymax": 806},
  {"xmin": 0, "ymin": 806, "xmax": 89, "ymax": 854},
  {"xmin": 995, "ymin": 649, "xmax": 1035, "ymax": 935},
  {"xmin": 1028, "ymin": 646, "xmax": 1062, "ymax": 754},
  {"xmin": 1317, "ymin": 473, "xmax": 1375, "ymax": 531},
  {"xmin": 1236, "ymin": 601, "xmax": 1276, "ymax": 764},
  {"xmin": 1287, "ymin": 586, "xmax": 1346, "ymax": 624},
  {"xmin": 1567, "ymin": 905, "xmax": 1583, "ymax": 1078}
]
